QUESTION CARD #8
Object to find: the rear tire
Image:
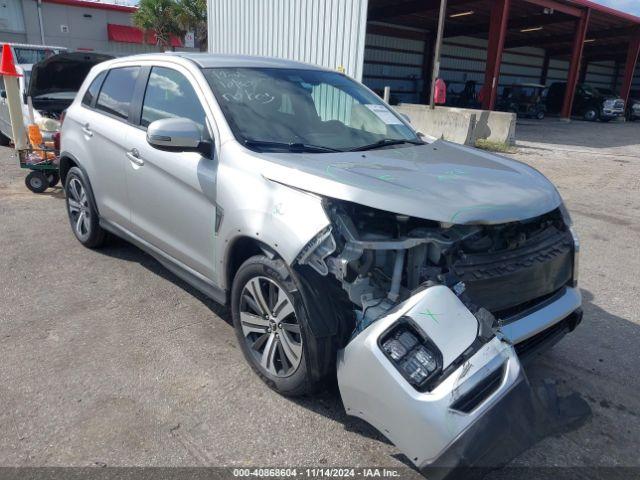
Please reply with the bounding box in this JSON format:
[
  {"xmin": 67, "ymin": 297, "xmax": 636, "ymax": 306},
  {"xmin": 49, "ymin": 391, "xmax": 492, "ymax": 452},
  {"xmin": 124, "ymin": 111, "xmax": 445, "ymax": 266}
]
[
  {"xmin": 47, "ymin": 172, "xmax": 60, "ymax": 187},
  {"xmin": 64, "ymin": 166, "xmax": 106, "ymax": 248},
  {"xmin": 231, "ymin": 255, "xmax": 342, "ymax": 396},
  {"xmin": 25, "ymin": 171, "xmax": 48, "ymax": 193}
]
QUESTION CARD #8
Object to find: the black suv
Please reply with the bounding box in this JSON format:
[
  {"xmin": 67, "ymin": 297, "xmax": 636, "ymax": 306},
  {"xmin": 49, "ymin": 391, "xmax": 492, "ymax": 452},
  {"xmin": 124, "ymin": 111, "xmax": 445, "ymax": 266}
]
[{"xmin": 546, "ymin": 82, "xmax": 625, "ymax": 122}]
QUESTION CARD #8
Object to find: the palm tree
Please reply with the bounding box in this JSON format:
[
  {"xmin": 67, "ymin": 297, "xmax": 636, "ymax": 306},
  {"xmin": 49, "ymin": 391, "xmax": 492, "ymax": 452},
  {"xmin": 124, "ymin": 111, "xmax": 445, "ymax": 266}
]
[
  {"xmin": 132, "ymin": 0, "xmax": 180, "ymax": 51},
  {"xmin": 175, "ymin": 0, "xmax": 207, "ymax": 51}
]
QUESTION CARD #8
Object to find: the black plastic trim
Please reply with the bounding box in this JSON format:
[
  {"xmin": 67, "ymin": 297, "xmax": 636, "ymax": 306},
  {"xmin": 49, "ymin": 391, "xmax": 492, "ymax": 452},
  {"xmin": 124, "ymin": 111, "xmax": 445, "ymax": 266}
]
[{"xmin": 451, "ymin": 363, "xmax": 506, "ymax": 413}]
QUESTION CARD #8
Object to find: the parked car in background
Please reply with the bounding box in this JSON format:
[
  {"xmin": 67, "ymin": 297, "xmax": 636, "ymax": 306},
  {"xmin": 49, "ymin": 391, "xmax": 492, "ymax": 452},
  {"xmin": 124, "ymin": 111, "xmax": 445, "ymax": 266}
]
[
  {"xmin": 0, "ymin": 43, "xmax": 65, "ymax": 144},
  {"xmin": 497, "ymin": 83, "xmax": 547, "ymax": 119},
  {"xmin": 0, "ymin": 46, "xmax": 111, "ymax": 146},
  {"xmin": 59, "ymin": 53, "xmax": 581, "ymax": 471},
  {"xmin": 626, "ymin": 90, "xmax": 640, "ymax": 121},
  {"xmin": 546, "ymin": 81, "xmax": 625, "ymax": 121}
]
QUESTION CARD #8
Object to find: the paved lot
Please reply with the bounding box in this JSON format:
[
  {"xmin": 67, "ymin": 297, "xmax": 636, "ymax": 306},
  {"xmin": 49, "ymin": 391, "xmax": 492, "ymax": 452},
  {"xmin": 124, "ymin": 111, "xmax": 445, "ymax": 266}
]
[{"xmin": 1, "ymin": 120, "xmax": 639, "ymax": 475}]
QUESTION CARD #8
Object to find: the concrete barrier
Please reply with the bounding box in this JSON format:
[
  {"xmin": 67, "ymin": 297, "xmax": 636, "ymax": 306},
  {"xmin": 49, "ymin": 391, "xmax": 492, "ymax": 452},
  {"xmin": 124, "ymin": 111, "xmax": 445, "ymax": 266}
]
[{"xmin": 395, "ymin": 104, "xmax": 517, "ymax": 146}]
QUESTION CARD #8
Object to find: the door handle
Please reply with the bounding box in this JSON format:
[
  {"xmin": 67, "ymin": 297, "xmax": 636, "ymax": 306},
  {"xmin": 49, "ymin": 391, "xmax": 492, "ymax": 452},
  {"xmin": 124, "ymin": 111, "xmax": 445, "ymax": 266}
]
[
  {"xmin": 126, "ymin": 148, "xmax": 144, "ymax": 166},
  {"xmin": 82, "ymin": 123, "xmax": 93, "ymax": 137}
]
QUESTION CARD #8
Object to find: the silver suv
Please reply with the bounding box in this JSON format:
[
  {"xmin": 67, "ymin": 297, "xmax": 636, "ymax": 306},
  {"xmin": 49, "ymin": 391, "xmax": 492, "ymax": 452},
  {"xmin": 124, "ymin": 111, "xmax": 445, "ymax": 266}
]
[{"xmin": 60, "ymin": 53, "xmax": 582, "ymax": 469}]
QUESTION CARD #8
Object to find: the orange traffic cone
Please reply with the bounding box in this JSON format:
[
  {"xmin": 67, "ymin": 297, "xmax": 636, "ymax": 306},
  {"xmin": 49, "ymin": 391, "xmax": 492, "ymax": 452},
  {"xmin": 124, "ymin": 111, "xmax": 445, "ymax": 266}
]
[{"xmin": 0, "ymin": 44, "xmax": 21, "ymax": 77}]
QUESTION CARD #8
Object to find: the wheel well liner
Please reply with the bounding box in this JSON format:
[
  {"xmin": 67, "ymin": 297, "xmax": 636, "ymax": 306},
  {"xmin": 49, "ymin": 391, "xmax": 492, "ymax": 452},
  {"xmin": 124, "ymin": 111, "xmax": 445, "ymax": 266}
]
[
  {"xmin": 58, "ymin": 155, "xmax": 77, "ymax": 185},
  {"xmin": 225, "ymin": 236, "xmax": 269, "ymax": 291},
  {"xmin": 58, "ymin": 152, "xmax": 100, "ymax": 216}
]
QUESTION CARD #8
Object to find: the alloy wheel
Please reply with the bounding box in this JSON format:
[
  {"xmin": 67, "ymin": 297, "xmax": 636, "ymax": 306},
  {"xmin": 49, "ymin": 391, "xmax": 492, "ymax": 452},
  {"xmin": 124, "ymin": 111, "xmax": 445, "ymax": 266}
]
[
  {"xmin": 67, "ymin": 177, "xmax": 92, "ymax": 241},
  {"xmin": 239, "ymin": 276, "xmax": 302, "ymax": 377}
]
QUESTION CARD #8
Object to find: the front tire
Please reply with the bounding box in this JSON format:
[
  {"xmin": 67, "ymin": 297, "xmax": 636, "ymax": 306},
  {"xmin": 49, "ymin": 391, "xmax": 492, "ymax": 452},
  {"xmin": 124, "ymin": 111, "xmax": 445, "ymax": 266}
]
[
  {"xmin": 231, "ymin": 255, "xmax": 338, "ymax": 396},
  {"xmin": 64, "ymin": 166, "xmax": 106, "ymax": 248},
  {"xmin": 583, "ymin": 108, "xmax": 599, "ymax": 122}
]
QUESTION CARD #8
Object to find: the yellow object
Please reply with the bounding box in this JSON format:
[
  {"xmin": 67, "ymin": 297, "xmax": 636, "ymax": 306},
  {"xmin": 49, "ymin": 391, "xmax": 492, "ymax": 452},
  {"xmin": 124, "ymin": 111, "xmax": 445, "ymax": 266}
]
[{"xmin": 27, "ymin": 124, "xmax": 54, "ymax": 160}]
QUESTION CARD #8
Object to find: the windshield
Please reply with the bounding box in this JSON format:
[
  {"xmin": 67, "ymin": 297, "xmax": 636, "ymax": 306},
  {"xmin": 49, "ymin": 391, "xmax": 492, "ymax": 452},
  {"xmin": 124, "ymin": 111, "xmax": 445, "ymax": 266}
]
[
  {"xmin": 580, "ymin": 84, "xmax": 599, "ymax": 95},
  {"xmin": 203, "ymin": 67, "xmax": 420, "ymax": 152},
  {"xmin": 14, "ymin": 47, "xmax": 59, "ymax": 65}
]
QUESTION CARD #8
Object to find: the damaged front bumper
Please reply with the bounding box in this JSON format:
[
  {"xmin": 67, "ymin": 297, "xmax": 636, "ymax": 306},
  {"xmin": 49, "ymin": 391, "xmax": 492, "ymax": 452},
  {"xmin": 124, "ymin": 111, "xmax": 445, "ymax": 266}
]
[{"xmin": 337, "ymin": 285, "xmax": 580, "ymax": 471}]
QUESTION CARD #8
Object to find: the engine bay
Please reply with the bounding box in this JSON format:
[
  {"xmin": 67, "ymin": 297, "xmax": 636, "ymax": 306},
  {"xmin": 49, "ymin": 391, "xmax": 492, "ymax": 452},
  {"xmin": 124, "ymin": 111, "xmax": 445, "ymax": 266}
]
[{"xmin": 297, "ymin": 199, "xmax": 575, "ymax": 335}]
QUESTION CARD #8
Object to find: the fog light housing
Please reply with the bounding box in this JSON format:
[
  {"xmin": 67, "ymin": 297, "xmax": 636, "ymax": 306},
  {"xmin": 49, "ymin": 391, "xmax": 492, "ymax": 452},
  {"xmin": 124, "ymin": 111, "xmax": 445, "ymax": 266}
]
[{"xmin": 380, "ymin": 318, "xmax": 443, "ymax": 391}]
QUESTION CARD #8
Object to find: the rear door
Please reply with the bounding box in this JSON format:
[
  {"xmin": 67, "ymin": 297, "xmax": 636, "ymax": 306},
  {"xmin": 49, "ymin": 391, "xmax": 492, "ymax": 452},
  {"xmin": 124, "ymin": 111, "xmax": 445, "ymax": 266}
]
[
  {"xmin": 84, "ymin": 66, "xmax": 141, "ymax": 228},
  {"xmin": 124, "ymin": 65, "xmax": 218, "ymax": 280}
]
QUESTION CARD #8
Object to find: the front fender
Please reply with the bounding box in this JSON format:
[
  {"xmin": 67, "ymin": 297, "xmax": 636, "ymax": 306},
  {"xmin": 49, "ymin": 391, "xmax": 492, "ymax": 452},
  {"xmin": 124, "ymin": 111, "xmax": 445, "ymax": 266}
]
[{"xmin": 215, "ymin": 156, "xmax": 330, "ymax": 290}]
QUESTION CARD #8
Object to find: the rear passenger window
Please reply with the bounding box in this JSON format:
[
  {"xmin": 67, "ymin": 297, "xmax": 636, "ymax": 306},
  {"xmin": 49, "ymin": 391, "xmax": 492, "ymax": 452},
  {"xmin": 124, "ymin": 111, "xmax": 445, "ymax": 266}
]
[
  {"xmin": 141, "ymin": 67, "xmax": 206, "ymax": 129},
  {"xmin": 81, "ymin": 71, "xmax": 106, "ymax": 107},
  {"xmin": 96, "ymin": 67, "xmax": 140, "ymax": 120}
]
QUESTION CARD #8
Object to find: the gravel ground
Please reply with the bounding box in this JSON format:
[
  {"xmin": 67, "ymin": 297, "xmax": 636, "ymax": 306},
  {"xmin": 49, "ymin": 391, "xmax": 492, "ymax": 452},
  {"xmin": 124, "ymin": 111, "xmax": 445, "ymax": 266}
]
[{"xmin": 0, "ymin": 119, "xmax": 639, "ymax": 476}]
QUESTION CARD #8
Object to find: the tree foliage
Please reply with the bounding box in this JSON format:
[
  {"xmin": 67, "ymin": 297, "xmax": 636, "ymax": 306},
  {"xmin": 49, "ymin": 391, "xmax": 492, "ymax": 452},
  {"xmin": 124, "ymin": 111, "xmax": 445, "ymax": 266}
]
[
  {"xmin": 132, "ymin": 0, "xmax": 183, "ymax": 51},
  {"xmin": 174, "ymin": 0, "xmax": 207, "ymax": 51}
]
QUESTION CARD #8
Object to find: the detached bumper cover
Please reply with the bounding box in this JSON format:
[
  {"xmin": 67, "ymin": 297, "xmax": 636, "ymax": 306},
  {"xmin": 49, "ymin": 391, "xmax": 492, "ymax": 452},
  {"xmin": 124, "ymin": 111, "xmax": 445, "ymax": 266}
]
[
  {"xmin": 337, "ymin": 287, "xmax": 523, "ymax": 468},
  {"xmin": 337, "ymin": 285, "xmax": 582, "ymax": 470}
]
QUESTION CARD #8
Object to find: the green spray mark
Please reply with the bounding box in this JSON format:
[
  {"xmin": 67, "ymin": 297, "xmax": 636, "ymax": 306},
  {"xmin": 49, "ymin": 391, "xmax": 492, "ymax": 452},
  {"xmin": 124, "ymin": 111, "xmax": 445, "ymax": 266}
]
[
  {"xmin": 378, "ymin": 174, "xmax": 396, "ymax": 181},
  {"xmin": 437, "ymin": 169, "xmax": 466, "ymax": 182},
  {"xmin": 417, "ymin": 309, "xmax": 440, "ymax": 324}
]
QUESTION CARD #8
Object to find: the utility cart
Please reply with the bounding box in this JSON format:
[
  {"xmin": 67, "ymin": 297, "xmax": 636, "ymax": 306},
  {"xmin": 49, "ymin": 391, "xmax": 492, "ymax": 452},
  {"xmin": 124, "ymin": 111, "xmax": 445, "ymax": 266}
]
[{"xmin": 19, "ymin": 145, "xmax": 60, "ymax": 193}]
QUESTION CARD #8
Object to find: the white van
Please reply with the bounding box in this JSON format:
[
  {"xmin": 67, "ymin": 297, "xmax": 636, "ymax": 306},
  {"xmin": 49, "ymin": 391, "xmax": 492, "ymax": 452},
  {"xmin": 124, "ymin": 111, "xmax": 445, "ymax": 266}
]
[{"xmin": 0, "ymin": 43, "xmax": 67, "ymax": 144}]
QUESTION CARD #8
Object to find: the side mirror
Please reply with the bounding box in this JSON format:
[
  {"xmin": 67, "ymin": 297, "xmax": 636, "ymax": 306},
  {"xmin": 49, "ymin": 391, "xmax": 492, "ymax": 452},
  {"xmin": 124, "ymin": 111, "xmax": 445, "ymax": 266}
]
[{"xmin": 146, "ymin": 117, "xmax": 210, "ymax": 154}]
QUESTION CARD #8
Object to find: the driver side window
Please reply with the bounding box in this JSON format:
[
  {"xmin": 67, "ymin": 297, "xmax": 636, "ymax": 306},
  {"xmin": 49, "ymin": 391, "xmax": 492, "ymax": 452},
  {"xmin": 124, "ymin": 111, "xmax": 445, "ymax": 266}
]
[{"xmin": 141, "ymin": 67, "xmax": 206, "ymax": 129}]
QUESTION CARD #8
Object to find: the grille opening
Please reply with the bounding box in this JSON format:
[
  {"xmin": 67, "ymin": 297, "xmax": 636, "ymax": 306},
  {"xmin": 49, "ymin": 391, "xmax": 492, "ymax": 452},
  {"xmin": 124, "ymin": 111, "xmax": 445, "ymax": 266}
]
[
  {"xmin": 515, "ymin": 310, "xmax": 582, "ymax": 359},
  {"xmin": 451, "ymin": 364, "xmax": 505, "ymax": 413}
]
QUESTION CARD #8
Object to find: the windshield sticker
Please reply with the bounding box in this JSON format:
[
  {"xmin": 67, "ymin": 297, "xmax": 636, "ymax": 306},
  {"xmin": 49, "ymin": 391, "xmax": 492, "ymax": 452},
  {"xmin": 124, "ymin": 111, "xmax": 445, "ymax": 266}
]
[{"xmin": 365, "ymin": 104, "xmax": 403, "ymax": 125}]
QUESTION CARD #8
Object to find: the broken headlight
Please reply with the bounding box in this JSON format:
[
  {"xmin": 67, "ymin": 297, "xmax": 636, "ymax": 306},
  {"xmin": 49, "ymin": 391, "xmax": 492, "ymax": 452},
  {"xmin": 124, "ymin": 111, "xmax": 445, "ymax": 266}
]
[
  {"xmin": 379, "ymin": 319, "xmax": 442, "ymax": 391},
  {"xmin": 559, "ymin": 202, "xmax": 580, "ymax": 286}
]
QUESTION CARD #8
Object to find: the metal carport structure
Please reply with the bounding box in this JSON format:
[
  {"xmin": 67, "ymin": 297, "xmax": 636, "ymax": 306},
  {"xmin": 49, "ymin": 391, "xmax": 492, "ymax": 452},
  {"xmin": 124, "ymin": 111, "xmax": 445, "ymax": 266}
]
[
  {"xmin": 207, "ymin": 0, "xmax": 640, "ymax": 119},
  {"xmin": 367, "ymin": 0, "xmax": 640, "ymax": 117}
]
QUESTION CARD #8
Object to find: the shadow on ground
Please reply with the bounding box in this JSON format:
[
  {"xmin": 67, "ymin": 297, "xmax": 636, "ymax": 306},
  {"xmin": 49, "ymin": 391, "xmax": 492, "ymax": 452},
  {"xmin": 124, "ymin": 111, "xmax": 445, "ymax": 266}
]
[{"xmin": 93, "ymin": 235, "xmax": 640, "ymax": 478}]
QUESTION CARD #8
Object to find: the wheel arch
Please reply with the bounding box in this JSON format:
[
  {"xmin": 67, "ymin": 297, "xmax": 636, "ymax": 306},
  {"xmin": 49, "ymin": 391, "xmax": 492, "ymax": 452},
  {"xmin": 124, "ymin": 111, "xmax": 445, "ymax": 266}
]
[
  {"xmin": 225, "ymin": 235, "xmax": 277, "ymax": 293},
  {"xmin": 59, "ymin": 151, "xmax": 101, "ymax": 216}
]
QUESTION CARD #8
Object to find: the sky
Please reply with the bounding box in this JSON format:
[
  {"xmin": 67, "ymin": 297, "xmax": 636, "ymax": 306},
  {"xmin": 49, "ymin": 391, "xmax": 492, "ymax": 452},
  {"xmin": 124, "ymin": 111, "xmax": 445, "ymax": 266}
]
[{"xmin": 591, "ymin": 0, "xmax": 640, "ymax": 16}]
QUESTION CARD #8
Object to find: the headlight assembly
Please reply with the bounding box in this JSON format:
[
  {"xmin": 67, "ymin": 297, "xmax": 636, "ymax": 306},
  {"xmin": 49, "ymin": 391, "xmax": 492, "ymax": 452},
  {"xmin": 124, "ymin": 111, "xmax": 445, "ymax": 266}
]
[
  {"xmin": 559, "ymin": 201, "xmax": 573, "ymax": 227},
  {"xmin": 380, "ymin": 319, "xmax": 442, "ymax": 391}
]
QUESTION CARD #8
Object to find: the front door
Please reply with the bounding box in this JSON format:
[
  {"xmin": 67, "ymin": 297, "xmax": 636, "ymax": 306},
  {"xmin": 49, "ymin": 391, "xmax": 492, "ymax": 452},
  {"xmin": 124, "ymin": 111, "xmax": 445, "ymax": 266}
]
[{"xmin": 125, "ymin": 66, "xmax": 218, "ymax": 281}]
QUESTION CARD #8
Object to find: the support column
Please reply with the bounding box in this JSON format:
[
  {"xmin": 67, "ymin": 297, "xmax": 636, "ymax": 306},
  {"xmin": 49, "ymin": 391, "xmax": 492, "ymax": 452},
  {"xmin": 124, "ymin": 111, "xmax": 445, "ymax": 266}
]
[
  {"xmin": 421, "ymin": 33, "xmax": 435, "ymax": 104},
  {"xmin": 560, "ymin": 8, "xmax": 590, "ymax": 119},
  {"xmin": 579, "ymin": 60, "xmax": 588, "ymax": 83},
  {"xmin": 620, "ymin": 28, "xmax": 640, "ymax": 105},
  {"xmin": 540, "ymin": 50, "xmax": 550, "ymax": 85},
  {"xmin": 482, "ymin": 0, "xmax": 511, "ymax": 110}
]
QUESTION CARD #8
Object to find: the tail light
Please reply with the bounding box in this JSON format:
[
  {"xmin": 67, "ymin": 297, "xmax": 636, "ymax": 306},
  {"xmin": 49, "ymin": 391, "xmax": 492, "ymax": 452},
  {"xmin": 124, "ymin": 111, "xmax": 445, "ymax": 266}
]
[
  {"xmin": 59, "ymin": 110, "xmax": 66, "ymax": 126},
  {"xmin": 53, "ymin": 132, "xmax": 61, "ymax": 151}
]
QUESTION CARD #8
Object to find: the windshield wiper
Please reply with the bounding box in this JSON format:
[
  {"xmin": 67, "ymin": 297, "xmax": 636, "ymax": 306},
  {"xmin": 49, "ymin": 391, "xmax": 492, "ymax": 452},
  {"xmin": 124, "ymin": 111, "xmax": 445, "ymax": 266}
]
[
  {"xmin": 244, "ymin": 139, "xmax": 343, "ymax": 153},
  {"xmin": 347, "ymin": 138, "xmax": 424, "ymax": 152}
]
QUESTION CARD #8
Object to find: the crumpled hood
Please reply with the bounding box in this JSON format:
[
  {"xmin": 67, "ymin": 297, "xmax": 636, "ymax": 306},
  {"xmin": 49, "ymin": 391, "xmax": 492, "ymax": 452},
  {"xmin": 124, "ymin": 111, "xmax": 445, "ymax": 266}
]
[{"xmin": 261, "ymin": 140, "xmax": 562, "ymax": 225}]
